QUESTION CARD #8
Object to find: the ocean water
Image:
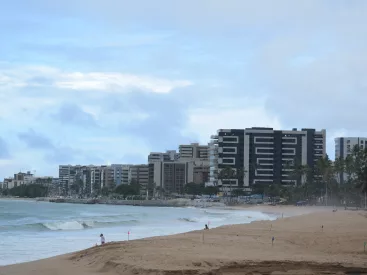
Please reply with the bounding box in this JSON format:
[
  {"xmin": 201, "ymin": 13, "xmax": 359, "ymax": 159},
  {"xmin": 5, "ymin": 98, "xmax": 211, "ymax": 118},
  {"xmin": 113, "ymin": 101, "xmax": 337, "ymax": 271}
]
[{"xmin": 0, "ymin": 200, "xmax": 277, "ymax": 266}]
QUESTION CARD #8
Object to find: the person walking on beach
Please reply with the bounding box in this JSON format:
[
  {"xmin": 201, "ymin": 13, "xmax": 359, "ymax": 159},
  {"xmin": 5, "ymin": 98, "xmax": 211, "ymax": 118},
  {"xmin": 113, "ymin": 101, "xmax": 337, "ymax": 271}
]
[
  {"xmin": 100, "ymin": 234, "xmax": 105, "ymax": 245},
  {"xmin": 204, "ymin": 224, "xmax": 209, "ymax": 230}
]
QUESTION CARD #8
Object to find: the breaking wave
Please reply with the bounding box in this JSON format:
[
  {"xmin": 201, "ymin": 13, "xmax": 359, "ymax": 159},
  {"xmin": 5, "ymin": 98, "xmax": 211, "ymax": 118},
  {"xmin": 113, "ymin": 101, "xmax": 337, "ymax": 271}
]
[{"xmin": 0, "ymin": 219, "xmax": 139, "ymax": 232}]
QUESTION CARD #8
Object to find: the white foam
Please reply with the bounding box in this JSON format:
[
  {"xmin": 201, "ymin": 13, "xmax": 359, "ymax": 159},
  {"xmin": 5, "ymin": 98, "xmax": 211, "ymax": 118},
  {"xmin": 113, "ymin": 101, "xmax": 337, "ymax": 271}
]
[{"xmin": 43, "ymin": 221, "xmax": 85, "ymax": 231}]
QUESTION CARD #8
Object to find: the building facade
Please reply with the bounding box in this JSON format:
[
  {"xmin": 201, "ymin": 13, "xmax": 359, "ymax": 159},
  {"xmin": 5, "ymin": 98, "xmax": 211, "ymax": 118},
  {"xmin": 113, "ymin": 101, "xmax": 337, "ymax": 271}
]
[
  {"xmin": 152, "ymin": 161, "xmax": 189, "ymax": 194},
  {"xmin": 148, "ymin": 150, "xmax": 179, "ymax": 163},
  {"xmin": 209, "ymin": 127, "xmax": 326, "ymax": 190},
  {"xmin": 111, "ymin": 164, "xmax": 131, "ymax": 185},
  {"xmin": 179, "ymin": 143, "xmax": 209, "ymax": 160},
  {"xmin": 128, "ymin": 164, "xmax": 150, "ymax": 193},
  {"xmin": 335, "ymin": 137, "xmax": 367, "ymax": 183},
  {"xmin": 58, "ymin": 165, "xmax": 115, "ymax": 195}
]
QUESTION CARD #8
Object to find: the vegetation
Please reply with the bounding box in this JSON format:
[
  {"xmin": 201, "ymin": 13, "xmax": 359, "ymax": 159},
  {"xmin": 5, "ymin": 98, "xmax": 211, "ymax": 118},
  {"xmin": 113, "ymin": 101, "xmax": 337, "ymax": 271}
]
[
  {"xmin": 114, "ymin": 179, "xmax": 141, "ymax": 196},
  {"xmin": 1, "ymin": 184, "xmax": 48, "ymax": 198},
  {"xmin": 184, "ymin": 182, "xmax": 219, "ymax": 196},
  {"xmin": 217, "ymin": 166, "xmax": 247, "ymax": 203}
]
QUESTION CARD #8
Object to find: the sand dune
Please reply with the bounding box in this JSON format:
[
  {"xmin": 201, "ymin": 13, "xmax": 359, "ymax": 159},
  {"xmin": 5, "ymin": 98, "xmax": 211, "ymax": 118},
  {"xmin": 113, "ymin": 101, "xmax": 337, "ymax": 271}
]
[{"xmin": 1, "ymin": 209, "xmax": 367, "ymax": 275}]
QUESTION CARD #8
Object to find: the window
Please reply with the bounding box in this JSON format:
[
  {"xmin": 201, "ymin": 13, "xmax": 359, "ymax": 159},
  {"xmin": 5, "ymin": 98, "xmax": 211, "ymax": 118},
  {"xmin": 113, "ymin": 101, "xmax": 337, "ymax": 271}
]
[
  {"xmin": 282, "ymin": 137, "xmax": 297, "ymax": 144},
  {"xmin": 222, "ymin": 158, "xmax": 235, "ymax": 164},
  {"xmin": 222, "ymin": 136, "xmax": 238, "ymax": 143},
  {"xmin": 254, "ymin": 137, "xmax": 273, "ymax": 144},
  {"xmin": 222, "ymin": 147, "xmax": 237, "ymax": 154},
  {"xmin": 257, "ymin": 158, "xmax": 273, "ymax": 165},
  {"xmin": 256, "ymin": 148, "xmax": 274, "ymax": 154},
  {"xmin": 282, "ymin": 148, "xmax": 296, "ymax": 155}
]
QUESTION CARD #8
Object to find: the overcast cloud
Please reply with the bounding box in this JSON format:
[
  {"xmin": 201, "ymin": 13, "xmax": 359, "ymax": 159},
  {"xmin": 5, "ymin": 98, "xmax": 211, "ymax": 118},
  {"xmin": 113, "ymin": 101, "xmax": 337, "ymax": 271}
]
[{"xmin": 0, "ymin": 0, "xmax": 367, "ymax": 178}]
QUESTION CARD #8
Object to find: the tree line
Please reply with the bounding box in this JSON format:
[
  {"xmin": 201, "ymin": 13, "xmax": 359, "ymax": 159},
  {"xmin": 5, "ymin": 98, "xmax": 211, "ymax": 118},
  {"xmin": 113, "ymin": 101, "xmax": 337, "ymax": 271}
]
[{"xmin": 1, "ymin": 184, "xmax": 49, "ymax": 198}]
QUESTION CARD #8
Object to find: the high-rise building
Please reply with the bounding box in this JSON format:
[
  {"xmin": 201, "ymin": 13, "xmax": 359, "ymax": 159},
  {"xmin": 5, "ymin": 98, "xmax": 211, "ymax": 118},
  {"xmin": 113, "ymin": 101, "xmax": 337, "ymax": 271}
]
[
  {"xmin": 152, "ymin": 162, "xmax": 190, "ymax": 194},
  {"xmin": 59, "ymin": 165, "xmax": 115, "ymax": 195},
  {"xmin": 209, "ymin": 127, "xmax": 326, "ymax": 190},
  {"xmin": 128, "ymin": 164, "xmax": 150, "ymax": 193},
  {"xmin": 335, "ymin": 137, "xmax": 367, "ymax": 183},
  {"xmin": 59, "ymin": 165, "xmax": 78, "ymax": 193},
  {"xmin": 335, "ymin": 137, "xmax": 367, "ymax": 159},
  {"xmin": 179, "ymin": 143, "xmax": 209, "ymax": 160}
]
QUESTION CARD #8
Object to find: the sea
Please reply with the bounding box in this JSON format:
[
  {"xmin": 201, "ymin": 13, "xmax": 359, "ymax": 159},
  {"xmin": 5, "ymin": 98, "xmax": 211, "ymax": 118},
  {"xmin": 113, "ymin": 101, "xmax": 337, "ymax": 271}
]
[{"xmin": 0, "ymin": 199, "xmax": 277, "ymax": 266}]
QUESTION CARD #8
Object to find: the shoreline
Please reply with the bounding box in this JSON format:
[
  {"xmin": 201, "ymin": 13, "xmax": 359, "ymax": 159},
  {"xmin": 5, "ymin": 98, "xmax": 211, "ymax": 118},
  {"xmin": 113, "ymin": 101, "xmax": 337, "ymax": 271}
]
[
  {"xmin": 0, "ymin": 196, "xmax": 227, "ymax": 208},
  {"xmin": 1, "ymin": 208, "xmax": 367, "ymax": 274}
]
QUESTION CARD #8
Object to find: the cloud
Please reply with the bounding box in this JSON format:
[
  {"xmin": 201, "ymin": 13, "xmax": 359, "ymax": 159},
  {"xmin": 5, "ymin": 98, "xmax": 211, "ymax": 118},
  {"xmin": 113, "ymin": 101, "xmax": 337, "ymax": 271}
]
[
  {"xmin": 0, "ymin": 138, "xmax": 10, "ymax": 159},
  {"xmin": 12, "ymin": 0, "xmax": 367, "ymax": 33},
  {"xmin": 183, "ymin": 97, "xmax": 282, "ymax": 144},
  {"xmin": 52, "ymin": 103, "xmax": 99, "ymax": 128},
  {"xmin": 44, "ymin": 146, "xmax": 79, "ymax": 164},
  {"xmin": 0, "ymin": 64, "xmax": 192, "ymax": 94},
  {"xmin": 18, "ymin": 129, "xmax": 54, "ymax": 150},
  {"xmin": 2, "ymin": 0, "xmax": 367, "ymax": 179},
  {"xmin": 114, "ymin": 91, "xmax": 194, "ymax": 150}
]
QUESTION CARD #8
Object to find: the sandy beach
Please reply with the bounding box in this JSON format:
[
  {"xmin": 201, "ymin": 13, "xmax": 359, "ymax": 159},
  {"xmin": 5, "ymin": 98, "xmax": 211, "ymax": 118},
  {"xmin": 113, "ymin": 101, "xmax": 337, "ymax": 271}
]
[{"xmin": 1, "ymin": 207, "xmax": 367, "ymax": 275}]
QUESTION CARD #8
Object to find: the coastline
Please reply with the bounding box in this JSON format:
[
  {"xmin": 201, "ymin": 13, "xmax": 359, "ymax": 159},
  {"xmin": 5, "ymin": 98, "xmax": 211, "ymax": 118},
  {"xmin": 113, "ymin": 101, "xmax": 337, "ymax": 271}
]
[
  {"xmin": 0, "ymin": 196, "xmax": 227, "ymax": 208},
  {"xmin": 2, "ymin": 207, "xmax": 366, "ymax": 274}
]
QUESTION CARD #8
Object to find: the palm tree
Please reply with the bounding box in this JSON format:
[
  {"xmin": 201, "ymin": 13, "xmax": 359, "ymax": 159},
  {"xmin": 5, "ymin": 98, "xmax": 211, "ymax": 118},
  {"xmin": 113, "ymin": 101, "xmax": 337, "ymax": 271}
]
[
  {"xmin": 316, "ymin": 155, "xmax": 333, "ymax": 206},
  {"xmin": 287, "ymin": 163, "xmax": 312, "ymax": 201},
  {"xmin": 218, "ymin": 166, "xmax": 236, "ymax": 202},
  {"xmin": 350, "ymin": 145, "xmax": 367, "ymax": 208}
]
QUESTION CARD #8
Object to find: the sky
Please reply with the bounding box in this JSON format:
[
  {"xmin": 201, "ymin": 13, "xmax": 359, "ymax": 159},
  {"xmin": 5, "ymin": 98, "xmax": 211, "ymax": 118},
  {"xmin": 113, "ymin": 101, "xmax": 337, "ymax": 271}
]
[{"xmin": 1, "ymin": 0, "xmax": 367, "ymax": 179}]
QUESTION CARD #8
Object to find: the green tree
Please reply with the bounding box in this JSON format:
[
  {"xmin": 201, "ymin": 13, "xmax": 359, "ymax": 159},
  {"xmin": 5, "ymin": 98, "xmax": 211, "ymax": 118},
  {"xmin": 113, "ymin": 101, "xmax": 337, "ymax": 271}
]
[
  {"xmin": 203, "ymin": 186, "xmax": 219, "ymax": 196},
  {"xmin": 218, "ymin": 166, "xmax": 247, "ymax": 202},
  {"xmin": 350, "ymin": 145, "xmax": 367, "ymax": 208},
  {"xmin": 316, "ymin": 155, "xmax": 334, "ymax": 206},
  {"xmin": 101, "ymin": 186, "xmax": 110, "ymax": 196},
  {"xmin": 7, "ymin": 184, "xmax": 48, "ymax": 198},
  {"xmin": 184, "ymin": 182, "xmax": 204, "ymax": 195}
]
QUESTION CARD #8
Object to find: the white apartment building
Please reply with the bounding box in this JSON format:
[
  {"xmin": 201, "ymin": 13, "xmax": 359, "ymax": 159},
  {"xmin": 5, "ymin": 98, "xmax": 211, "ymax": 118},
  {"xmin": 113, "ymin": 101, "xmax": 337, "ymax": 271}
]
[{"xmin": 335, "ymin": 137, "xmax": 367, "ymax": 183}]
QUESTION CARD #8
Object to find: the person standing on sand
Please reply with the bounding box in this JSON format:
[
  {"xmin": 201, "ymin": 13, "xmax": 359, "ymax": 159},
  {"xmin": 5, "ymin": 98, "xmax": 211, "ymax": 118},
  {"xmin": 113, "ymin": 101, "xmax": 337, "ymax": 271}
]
[
  {"xmin": 204, "ymin": 224, "xmax": 209, "ymax": 230},
  {"xmin": 100, "ymin": 234, "xmax": 105, "ymax": 245}
]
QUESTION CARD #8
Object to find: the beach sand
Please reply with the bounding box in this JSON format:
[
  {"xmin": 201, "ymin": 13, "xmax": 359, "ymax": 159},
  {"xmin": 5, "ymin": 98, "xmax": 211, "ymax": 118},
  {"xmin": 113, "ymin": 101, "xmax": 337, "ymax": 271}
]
[{"xmin": 1, "ymin": 207, "xmax": 367, "ymax": 275}]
